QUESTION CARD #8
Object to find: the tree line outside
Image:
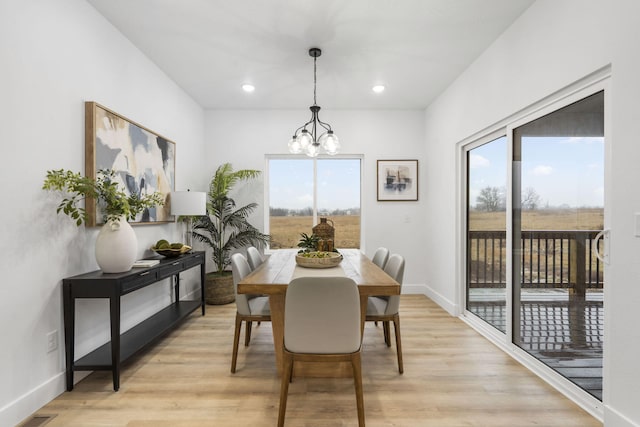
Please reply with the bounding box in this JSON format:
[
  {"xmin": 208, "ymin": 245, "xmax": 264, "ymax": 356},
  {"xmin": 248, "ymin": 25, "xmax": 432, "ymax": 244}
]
[
  {"xmin": 270, "ymin": 207, "xmax": 361, "ymax": 217},
  {"xmin": 471, "ymin": 185, "xmax": 604, "ymax": 231},
  {"xmin": 473, "ymin": 186, "xmax": 592, "ymax": 211}
]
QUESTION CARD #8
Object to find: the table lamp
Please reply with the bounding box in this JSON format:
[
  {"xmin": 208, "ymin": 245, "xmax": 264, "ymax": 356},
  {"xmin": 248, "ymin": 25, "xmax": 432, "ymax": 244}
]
[{"xmin": 170, "ymin": 190, "xmax": 206, "ymax": 248}]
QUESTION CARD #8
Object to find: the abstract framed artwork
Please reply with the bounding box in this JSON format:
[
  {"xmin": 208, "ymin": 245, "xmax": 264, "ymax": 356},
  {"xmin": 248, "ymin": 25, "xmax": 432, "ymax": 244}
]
[
  {"xmin": 85, "ymin": 102, "xmax": 175, "ymax": 226},
  {"xmin": 377, "ymin": 159, "xmax": 418, "ymax": 201}
]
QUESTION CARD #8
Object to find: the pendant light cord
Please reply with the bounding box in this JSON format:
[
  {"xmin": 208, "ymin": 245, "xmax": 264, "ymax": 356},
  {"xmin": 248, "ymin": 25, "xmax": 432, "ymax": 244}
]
[{"xmin": 313, "ymin": 55, "xmax": 317, "ymax": 106}]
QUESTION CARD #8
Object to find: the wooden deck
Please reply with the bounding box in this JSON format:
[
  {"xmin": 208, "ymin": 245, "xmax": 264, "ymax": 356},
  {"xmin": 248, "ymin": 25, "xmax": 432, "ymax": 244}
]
[
  {"xmin": 23, "ymin": 295, "xmax": 601, "ymax": 427},
  {"xmin": 468, "ymin": 294, "xmax": 603, "ymax": 400}
]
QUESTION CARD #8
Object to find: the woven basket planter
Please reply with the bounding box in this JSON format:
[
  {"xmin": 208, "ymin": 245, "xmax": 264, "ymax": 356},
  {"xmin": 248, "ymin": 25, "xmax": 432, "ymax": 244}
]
[{"xmin": 205, "ymin": 272, "xmax": 235, "ymax": 305}]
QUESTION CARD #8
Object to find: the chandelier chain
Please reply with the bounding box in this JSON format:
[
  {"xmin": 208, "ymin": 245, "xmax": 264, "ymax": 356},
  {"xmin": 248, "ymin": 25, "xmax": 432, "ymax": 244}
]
[{"xmin": 313, "ymin": 55, "xmax": 317, "ymax": 106}]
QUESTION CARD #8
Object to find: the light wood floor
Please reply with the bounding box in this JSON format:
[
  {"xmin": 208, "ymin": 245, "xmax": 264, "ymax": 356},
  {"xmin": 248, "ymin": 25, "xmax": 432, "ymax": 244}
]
[{"xmin": 28, "ymin": 295, "xmax": 601, "ymax": 427}]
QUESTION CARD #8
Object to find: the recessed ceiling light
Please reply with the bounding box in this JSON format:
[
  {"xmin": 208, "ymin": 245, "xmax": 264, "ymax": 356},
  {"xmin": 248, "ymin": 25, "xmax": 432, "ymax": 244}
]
[
  {"xmin": 372, "ymin": 85, "xmax": 385, "ymax": 93},
  {"xmin": 242, "ymin": 84, "xmax": 255, "ymax": 93}
]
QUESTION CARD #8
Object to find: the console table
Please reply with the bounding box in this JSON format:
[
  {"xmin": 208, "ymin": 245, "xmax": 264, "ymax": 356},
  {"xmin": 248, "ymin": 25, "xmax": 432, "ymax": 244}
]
[{"xmin": 62, "ymin": 251, "xmax": 206, "ymax": 391}]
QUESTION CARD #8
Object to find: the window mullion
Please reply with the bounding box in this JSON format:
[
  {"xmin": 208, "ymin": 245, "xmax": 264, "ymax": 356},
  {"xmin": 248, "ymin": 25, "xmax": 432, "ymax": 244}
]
[{"xmin": 313, "ymin": 158, "xmax": 318, "ymax": 225}]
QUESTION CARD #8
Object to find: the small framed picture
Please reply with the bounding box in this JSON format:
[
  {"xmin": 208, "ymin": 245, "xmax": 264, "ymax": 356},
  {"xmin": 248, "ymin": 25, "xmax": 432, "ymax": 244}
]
[{"xmin": 377, "ymin": 160, "xmax": 418, "ymax": 201}]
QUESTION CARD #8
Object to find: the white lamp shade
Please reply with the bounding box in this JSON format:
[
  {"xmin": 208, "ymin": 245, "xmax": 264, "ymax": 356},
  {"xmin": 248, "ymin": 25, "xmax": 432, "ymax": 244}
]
[
  {"xmin": 170, "ymin": 191, "xmax": 206, "ymax": 216},
  {"xmin": 288, "ymin": 136, "xmax": 302, "ymax": 154},
  {"xmin": 297, "ymin": 130, "xmax": 313, "ymax": 149},
  {"xmin": 319, "ymin": 132, "xmax": 340, "ymax": 155}
]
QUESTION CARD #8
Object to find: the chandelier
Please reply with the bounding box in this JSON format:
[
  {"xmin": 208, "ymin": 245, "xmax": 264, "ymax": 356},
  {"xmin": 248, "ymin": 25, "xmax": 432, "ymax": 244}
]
[{"xmin": 288, "ymin": 48, "xmax": 340, "ymax": 157}]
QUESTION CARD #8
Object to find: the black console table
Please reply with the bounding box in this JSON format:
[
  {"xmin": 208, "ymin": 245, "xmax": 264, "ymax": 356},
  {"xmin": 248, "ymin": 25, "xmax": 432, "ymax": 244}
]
[{"xmin": 62, "ymin": 251, "xmax": 206, "ymax": 391}]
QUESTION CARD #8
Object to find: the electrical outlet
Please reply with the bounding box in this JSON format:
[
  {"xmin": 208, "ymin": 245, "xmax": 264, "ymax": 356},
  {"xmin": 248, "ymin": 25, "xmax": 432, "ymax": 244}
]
[{"xmin": 46, "ymin": 330, "xmax": 58, "ymax": 353}]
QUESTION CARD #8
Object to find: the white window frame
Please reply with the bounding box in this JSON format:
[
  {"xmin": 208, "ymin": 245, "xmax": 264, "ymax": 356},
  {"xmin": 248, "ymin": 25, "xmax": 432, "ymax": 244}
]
[{"xmin": 264, "ymin": 154, "xmax": 364, "ymax": 252}]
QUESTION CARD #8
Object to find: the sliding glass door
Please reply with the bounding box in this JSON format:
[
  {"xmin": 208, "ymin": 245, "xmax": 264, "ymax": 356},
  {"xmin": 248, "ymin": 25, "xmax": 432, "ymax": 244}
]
[
  {"xmin": 512, "ymin": 91, "xmax": 604, "ymax": 400},
  {"xmin": 466, "ymin": 136, "xmax": 507, "ymax": 332},
  {"xmin": 465, "ymin": 89, "xmax": 605, "ymax": 401}
]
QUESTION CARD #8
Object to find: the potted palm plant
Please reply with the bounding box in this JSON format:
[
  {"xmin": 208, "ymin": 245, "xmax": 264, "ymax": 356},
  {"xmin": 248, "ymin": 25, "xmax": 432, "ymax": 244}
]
[
  {"xmin": 193, "ymin": 163, "xmax": 270, "ymax": 304},
  {"xmin": 43, "ymin": 168, "xmax": 164, "ymax": 272}
]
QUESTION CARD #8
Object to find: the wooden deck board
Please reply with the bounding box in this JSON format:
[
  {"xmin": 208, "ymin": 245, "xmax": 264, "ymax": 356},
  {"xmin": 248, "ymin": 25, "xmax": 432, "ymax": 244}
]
[{"xmin": 469, "ymin": 297, "xmax": 603, "ymax": 400}]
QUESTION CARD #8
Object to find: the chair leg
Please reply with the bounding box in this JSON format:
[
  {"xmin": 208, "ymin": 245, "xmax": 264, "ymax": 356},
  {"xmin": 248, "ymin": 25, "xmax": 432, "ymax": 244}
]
[
  {"xmin": 245, "ymin": 320, "xmax": 252, "ymax": 346},
  {"xmin": 351, "ymin": 352, "xmax": 365, "ymax": 427},
  {"xmin": 278, "ymin": 352, "xmax": 294, "ymax": 427},
  {"xmin": 383, "ymin": 321, "xmax": 391, "ymax": 346},
  {"xmin": 393, "ymin": 314, "xmax": 404, "ymax": 374},
  {"xmin": 231, "ymin": 314, "xmax": 242, "ymax": 373},
  {"xmin": 289, "ymin": 356, "xmax": 294, "ymax": 383}
]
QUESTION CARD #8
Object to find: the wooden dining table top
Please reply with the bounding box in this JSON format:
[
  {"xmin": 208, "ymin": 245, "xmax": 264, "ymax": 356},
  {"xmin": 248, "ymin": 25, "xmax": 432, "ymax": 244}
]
[
  {"xmin": 237, "ymin": 248, "xmax": 400, "ymax": 296},
  {"xmin": 236, "ymin": 248, "xmax": 399, "ymax": 377}
]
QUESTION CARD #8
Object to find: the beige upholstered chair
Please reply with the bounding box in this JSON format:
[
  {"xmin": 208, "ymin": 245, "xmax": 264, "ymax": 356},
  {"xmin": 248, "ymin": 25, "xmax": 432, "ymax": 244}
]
[
  {"xmin": 366, "ymin": 254, "xmax": 405, "ymax": 374},
  {"xmin": 278, "ymin": 277, "xmax": 365, "ymax": 427},
  {"xmin": 371, "ymin": 247, "xmax": 390, "ymax": 269},
  {"xmin": 230, "ymin": 253, "xmax": 271, "ymax": 373},
  {"xmin": 246, "ymin": 246, "xmax": 264, "ymax": 271}
]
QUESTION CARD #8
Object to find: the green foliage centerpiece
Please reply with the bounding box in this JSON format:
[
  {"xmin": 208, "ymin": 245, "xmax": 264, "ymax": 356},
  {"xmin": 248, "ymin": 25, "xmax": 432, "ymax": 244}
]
[{"xmin": 297, "ymin": 232, "xmax": 320, "ymax": 253}]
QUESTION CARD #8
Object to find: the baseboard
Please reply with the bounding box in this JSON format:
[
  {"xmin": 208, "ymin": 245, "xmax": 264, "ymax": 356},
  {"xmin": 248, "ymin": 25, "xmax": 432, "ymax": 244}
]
[
  {"xmin": 0, "ymin": 370, "xmax": 75, "ymax": 427},
  {"xmin": 401, "ymin": 283, "xmax": 428, "ymax": 295},
  {"xmin": 605, "ymin": 405, "xmax": 640, "ymax": 427},
  {"xmin": 420, "ymin": 284, "xmax": 458, "ymax": 316}
]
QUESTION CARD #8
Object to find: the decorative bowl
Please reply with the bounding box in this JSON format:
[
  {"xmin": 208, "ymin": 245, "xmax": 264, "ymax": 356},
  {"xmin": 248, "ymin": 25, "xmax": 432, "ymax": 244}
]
[
  {"xmin": 295, "ymin": 251, "xmax": 343, "ymax": 269},
  {"xmin": 151, "ymin": 245, "xmax": 191, "ymax": 257}
]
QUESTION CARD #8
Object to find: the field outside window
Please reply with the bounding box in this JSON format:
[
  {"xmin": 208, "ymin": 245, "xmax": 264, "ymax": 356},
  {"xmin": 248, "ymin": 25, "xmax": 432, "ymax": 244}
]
[{"xmin": 268, "ymin": 157, "xmax": 361, "ymax": 249}]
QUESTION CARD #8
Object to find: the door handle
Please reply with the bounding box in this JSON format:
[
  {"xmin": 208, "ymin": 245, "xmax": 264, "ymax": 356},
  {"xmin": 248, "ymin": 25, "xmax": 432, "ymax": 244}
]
[{"xmin": 592, "ymin": 229, "xmax": 610, "ymax": 264}]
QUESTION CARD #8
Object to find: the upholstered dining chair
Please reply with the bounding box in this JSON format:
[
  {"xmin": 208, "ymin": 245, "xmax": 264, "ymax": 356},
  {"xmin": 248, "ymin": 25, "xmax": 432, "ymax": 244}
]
[
  {"xmin": 366, "ymin": 253, "xmax": 405, "ymax": 374},
  {"xmin": 371, "ymin": 247, "xmax": 390, "ymax": 269},
  {"xmin": 278, "ymin": 277, "xmax": 365, "ymax": 427},
  {"xmin": 230, "ymin": 253, "xmax": 271, "ymax": 373},
  {"xmin": 246, "ymin": 246, "xmax": 264, "ymax": 271}
]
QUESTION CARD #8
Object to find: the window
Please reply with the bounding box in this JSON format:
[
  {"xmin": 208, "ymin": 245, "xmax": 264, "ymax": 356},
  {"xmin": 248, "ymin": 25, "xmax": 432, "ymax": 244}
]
[{"xmin": 267, "ymin": 157, "xmax": 362, "ymax": 249}]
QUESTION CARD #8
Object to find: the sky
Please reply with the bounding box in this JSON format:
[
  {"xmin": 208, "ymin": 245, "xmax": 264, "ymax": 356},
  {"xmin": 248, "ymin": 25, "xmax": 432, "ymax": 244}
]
[
  {"xmin": 269, "ymin": 158, "xmax": 361, "ymax": 211},
  {"xmin": 269, "ymin": 133, "xmax": 604, "ymax": 212},
  {"xmin": 469, "ymin": 135, "xmax": 604, "ymax": 208}
]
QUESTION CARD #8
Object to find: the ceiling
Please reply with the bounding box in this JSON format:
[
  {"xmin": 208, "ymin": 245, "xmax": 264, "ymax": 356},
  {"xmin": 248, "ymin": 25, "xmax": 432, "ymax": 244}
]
[{"xmin": 87, "ymin": 0, "xmax": 534, "ymax": 110}]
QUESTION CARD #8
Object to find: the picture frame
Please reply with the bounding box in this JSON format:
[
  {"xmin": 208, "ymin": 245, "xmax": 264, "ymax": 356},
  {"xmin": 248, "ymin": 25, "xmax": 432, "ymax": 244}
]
[
  {"xmin": 85, "ymin": 102, "xmax": 175, "ymax": 226},
  {"xmin": 377, "ymin": 159, "xmax": 418, "ymax": 201}
]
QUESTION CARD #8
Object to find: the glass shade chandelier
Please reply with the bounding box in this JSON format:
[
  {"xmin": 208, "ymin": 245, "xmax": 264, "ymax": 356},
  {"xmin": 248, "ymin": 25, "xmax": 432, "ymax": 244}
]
[{"xmin": 288, "ymin": 48, "xmax": 340, "ymax": 157}]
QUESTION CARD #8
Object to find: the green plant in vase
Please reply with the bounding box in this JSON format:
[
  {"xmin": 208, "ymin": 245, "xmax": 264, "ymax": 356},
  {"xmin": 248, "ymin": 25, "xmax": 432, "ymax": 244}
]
[
  {"xmin": 43, "ymin": 168, "xmax": 164, "ymax": 273},
  {"xmin": 43, "ymin": 168, "xmax": 164, "ymax": 225}
]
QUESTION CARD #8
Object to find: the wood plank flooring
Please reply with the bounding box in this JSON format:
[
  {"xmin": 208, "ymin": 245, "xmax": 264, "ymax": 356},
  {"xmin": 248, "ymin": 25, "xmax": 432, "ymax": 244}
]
[{"xmin": 26, "ymin": 295, "xmax": 601, "ymax": 427}]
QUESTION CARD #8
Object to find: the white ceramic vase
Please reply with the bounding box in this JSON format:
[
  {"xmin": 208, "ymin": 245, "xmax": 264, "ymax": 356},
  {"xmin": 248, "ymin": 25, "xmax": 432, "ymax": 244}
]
[{"xmin": 95, "ymin": 216, "xmax": 138, "ymax": 273}]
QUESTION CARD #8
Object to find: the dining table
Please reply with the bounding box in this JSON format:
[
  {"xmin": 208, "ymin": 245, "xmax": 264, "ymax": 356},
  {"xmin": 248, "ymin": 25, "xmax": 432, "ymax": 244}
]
[{"xmin": 237, "ymin": 248, "xmax": 400, "ymax": 377}]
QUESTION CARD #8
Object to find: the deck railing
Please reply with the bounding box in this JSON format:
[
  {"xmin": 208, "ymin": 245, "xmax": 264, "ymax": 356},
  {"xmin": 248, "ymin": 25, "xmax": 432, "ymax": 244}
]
[{"xmin": 468, "ymin": 230, "xmax": 603, "ymax": 295}]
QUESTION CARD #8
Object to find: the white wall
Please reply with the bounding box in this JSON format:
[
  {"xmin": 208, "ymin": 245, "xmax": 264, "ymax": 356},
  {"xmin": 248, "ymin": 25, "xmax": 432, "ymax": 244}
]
[
  {"xmin": 204, "ymin": 109, "xmax": 427, "ymax": 287},
  {"xmin": 422, "ymin": 0, "xmax": 640, "ymax": 425},
  {"xmin": 7, "ymin": 0, "xmax": 639, "ymax": 425},
  {"xmin": 0, "ymin": 1, "xmax": 206, "ymax": 425}
]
